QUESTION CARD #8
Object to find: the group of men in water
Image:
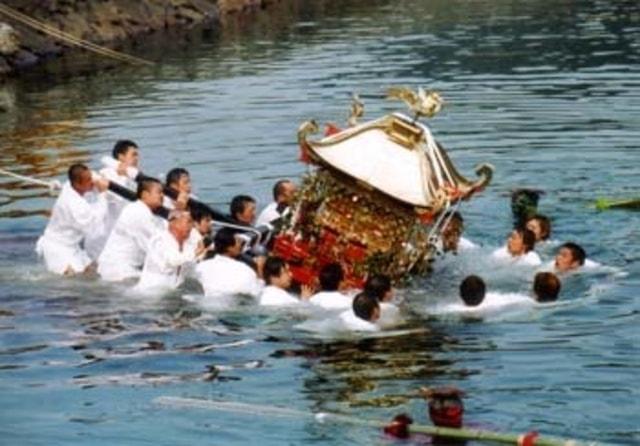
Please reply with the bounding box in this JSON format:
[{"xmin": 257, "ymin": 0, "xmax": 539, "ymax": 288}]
[
  {"xmin": 35, "ymin": 139, "xmax": 591, "ymax": 331},
  {"xmin": 440, "ymin": 206, "xmax": 589, "ymax": 310}
]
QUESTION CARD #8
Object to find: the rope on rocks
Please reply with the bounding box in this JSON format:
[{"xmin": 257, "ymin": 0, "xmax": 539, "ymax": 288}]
[{"xmin": 0, "ymin": 3, "xmax": 155, "ymax": 66}]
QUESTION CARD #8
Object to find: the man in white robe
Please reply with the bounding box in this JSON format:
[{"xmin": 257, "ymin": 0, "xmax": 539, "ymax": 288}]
[
  {"xmin": 97, "ymin": 178, "xmax": 166, "ymax": 282},
  {"xmin": 195, "ymin": 228, "xmax": 263, "ymax": 299},
  {"xmin": 338, "ymin": 292, "xmax": 380, "ymax": 332},
  {"xmin": 259, "ymin": 256, "xmax": 312, "ymax": 307},
  {"xmin": 256, "ymin": 179, "xmax": 296, "ymax": 228},
  {"xmin": 162, "ymin": 167, "xmax": 191, "ymax": 211},
  {"xmin": 491, "ymin": 228, "xmax": 541, "ymax": 267},
  {"xmin": 309, "ymin": 263, "xmax": 352, "ymax": 310},
  {"xmin": 85, "ymin": 140, "xmax": 140, "ymax": 259},
  {"xmin": 134, "ymin": 211, "xmax": 203, "ymax": 294},
  {"xmin": 35, "ymin": 164, "xmax": 109, "ymax": 275}
]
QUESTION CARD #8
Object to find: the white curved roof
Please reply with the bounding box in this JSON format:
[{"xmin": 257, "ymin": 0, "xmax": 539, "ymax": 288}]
[{"xmin": 314, "ymin": 127, "xmax": 430, "ymax": 207}]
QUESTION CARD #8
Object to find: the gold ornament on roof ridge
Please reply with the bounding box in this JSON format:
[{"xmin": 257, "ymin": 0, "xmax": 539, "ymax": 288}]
[{"xmin": 386, "ymin": 86, "xmax": 444, "ymax": 121}]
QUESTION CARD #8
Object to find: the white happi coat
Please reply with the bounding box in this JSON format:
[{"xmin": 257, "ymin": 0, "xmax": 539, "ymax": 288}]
[
  {"xmin": 195, "ymin": 254, "xmax": 262, "ymax": 298},
  {"xmin": 84, "ymin": 166, "xmax": 137, "ymax": 259},
  {"xmin": 309, "ymin": 291, "xmax": 353, "ymax": 310},
  {"xmin": 338, "ymin": 309, "xmax": 380, "ymax": 332},
  {"xmin": 259, "ymin": 285, "xmax": 300, "ymax": 307},
  {"xmin": 97, "ymin": 200, "xmax": 166, "ymax": 281},
  {"xmin": 133, "ymin": 230, "xmax": 197, "ymax": 293},
  {"xmin": 491, "ymin": 246, "xmax": 542, "ymax": 267},
  {"xmin": 256, "ymin": 202, "xmax": 279, "ymax": 227},
  {"xmin": 35, "ymin": 181, "xmax": 108, "ymax": 275}
]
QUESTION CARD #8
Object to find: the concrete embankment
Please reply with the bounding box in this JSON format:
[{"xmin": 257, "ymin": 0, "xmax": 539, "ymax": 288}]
[{"xmin": 0, "ymin": 0, "xmax": 278, "ymax": 78}]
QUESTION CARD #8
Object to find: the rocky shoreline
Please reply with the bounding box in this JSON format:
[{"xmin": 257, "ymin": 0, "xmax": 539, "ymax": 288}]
[{"xmin": 0, "ymin": 0, "xmax": 279, "ymax": 78}]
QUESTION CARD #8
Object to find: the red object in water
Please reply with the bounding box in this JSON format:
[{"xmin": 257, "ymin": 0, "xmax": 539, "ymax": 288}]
[
  {"xmin": 429, "ymin": 404, "xmax": 464, "ymax": 428},
  {"xmin": 518, "ymin": 431, "xmax": 539, "ymax": 446},
  {"xmin": 383, "ymin": 414, "xmax": 413, "ymax": 439}
]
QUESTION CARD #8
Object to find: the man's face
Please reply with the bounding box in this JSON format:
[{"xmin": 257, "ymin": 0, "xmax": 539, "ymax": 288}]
[
  {"xmin": 279, "ymin": 182, "xmax": 297, "ymax": 205},
  {"xmin": 507, "ymin": 230, "xmax": 525, "ymax": 256},
  {"xmin": 118, "ymin": 147, "xmax": 139, "ymax": 168},
  {"xmin": 272, "ymin": 265, "xmax": 292, "ymax": 289},
  {"xmin": 229, "ymin": 236, "xmax": 244, "ymax": 257},
  {"xmin": 195, "ymin": 216, "xmax": 212, "ymax": 236},
  {"xmin": 555, "ymin": 247, "xmax": 578, "ymax": 272},
  {"xmin": 175, "ymin": 174, "xmax": 192, "ymax": 195},
  {"xmin": 74, "ymin": 170, "xmax": 94, "ymax": 195},
  {"xmin": 171, "ymin": 215, "xmax": 193, "ymax": 242},
  {"xmin": 143, "ymin": 183, "xmax": 164, "ymax": 210},
  {"xmin": 238, "ymin": 202, "xmax": 256, "ymax": 225}
]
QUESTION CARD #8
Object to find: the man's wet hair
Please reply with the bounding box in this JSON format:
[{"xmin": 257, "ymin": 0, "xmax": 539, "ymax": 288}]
[
  {"xmin": 112, "ymin": 139, "xmax": 138, "ymax": 160},
  {"xmin": 136, "ymin": 177, "xmax": 162, "ymax": 199},
  {"xmin": 214, "ymin": 228, "xmax": 238, "ymax": 255},
  {"xmin": 352, "ymin": 292, "xmax": 379, "ymax": 322},
  {"xmin": 533, "ymin": 272, "xmax": 561, "ymax": 302},
  {"xmin": 273, "ymin": 179, "xmax": 292, "ymax": 201},
  {"xmin": 516, "ymin": 227, "xmax": 536, "ymax": 253},
  {"xmin": 560, "ymin": 242, "xmax": 586, "ymax": 266},
  {"xmin": 459, "ymin": 275, "xmax": 486, "ymax": 307},
  {"xmin": 528, "ymin": 214, "xmax": 551, "ymax": 240},
  {"xmin": 68, "ymin": 163, "xmax": 89, "ymax": 184},
  {"xmin": 264, "ymin": 256, "xmax": 286, "ymax": 285},
  {"xmin": 230, "ymin": 195, "xmax": 256, "ymax": 220},
  {"xmin": 319, "ymin": 262, "xmax": 343, "ymax": 291},
  {"xmin": 190, "ymin": 205, "xmax": 212, "ymax": 223},
  {"xmin": 364, "ymin": 274, "xmax": 392, "ymax": 301},
  {"xmin": 165, "ymin": 167, "xmax": 189, "ymax": 188}
]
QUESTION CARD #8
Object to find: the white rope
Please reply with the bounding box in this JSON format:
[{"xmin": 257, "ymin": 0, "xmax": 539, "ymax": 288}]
[
  {"xmin": 0, "ymin": 3, "xmax": 154, "ymax": 66},
  {"xmin": 0, "ymin": 167, "xmax": 61, "ymax": 193}
]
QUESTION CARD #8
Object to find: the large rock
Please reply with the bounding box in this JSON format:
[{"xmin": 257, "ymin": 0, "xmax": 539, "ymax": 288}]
[{"xmin": 0, "ymin": 23, "xmax": 20, "ymax": 56}]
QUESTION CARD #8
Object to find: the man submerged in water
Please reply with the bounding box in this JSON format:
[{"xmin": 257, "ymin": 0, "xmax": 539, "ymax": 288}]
[
  {"xmin": 338, "ymin": 292, "xmax": 381, "ymax": 332},
  {"xmin": 259, "ymin": 256, "xmax": 313, "ymax": 306},
  {"xmin": 492, "ymin": 227, "xmax": 541, "ymax": 266},
  {"xmin": 309, "ymin": 263, "xmax": 353, "ymax": 310},
  {"xmin": 553, "ymin": 242, "xmax": 586, "ymax": 273}
]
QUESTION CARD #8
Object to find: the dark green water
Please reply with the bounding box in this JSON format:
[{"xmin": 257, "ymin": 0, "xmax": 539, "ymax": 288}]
[{"xmin": 0, "ymin": 1, "xmax": 638, "ymax": 444}]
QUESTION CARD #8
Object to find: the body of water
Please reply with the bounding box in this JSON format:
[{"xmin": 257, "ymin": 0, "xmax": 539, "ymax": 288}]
[{"xmin": 0, "ymin": 1, "xmax": 638, "ymax": 444}]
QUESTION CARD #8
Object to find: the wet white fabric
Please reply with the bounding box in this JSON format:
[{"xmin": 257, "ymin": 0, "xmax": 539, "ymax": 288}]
[
  {"xmin": 259, "ymin": 285, "xmax": 300, "ymax": 306},
  {"xmin": 97, "ymin": 200, "xmax": 166, "ymax": 281},
  {"xmin": 338, "ymin": 310, "xmax": 380, "ymax": 332},
  {"xmin": 35, "ymin": 181, "xmax": 108, "ymax": 275},
  {"xmin": 378, "ymin": 302, "xmax": 401, "ymax": 328},
  {"xmin": 256, "ymin": 202, "xmax": 279, "ymax": 227},
  {"xmin": 458, "ymin": 237, "xmax": 478, "ymax": 250},
  {"xmin": 491, "ymin": 246, "xmax": 542, "ymax": 267},
  {"xmin": 84, "ymin": 166, "xmax": 137, "ymax": 259},
  {"xmin": 133, "ymin": 230, "xmax": 197, "ymax": 293},
  {"xmin": 429, "ymin": 292, "xmax": 535, "ymax": 319},
  {"xmin": 195, "ymin": 254, "xmax": 263, "ymax": 298},
  {"xmin": 309, "ymin": 291, "xmax": 353, "ymax": 310}
]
